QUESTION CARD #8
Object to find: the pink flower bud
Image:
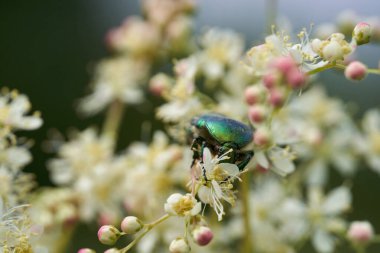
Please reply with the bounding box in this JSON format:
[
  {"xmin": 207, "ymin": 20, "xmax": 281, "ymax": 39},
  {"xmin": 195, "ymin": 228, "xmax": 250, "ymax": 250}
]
[
  {"xmin": 78, "ymin": 249, "xmax": 95, "ymax": 253},
  {"xmin": 169, "ymin": 237, "xmax": 190, "ymax": 253},
  {"xmin": 244, "ymin": 86, "xmax": 263, "ymax": 105},
  {"xmin": 253, "ymin": 128, "xmax": 271, "ymax": 147},
  {"xmin": 248, "ymin": 105, "xmax": 266, "ymax": 124},
  {"xmin": 344, "ymin": 61, "xmax": 367, "ymax": 81},
  {"xmin": 271, "ymin": 57, "xmax": 296, "ymax": 74},
  {"xmin": 121, "ymin": 216, "xmax": 143, "ymax": 234},
  {"xmin": 353, "ymin": 22, "xmax": 371, "ymax": 45},
  {"xmin": 97, "ymin": 225, "xmax": 121, "ymax": 245},
  {"xmin": 347, "ymin": 221, "xmax": 374, "ymax": 244},
  {"xmin": 105, "ymin": 28, "xmax": 123, "ymax": 51},
  {"xmin": 286, "ymin": 69, "xmax": 306, "ymax": 88},
  {"xmin": 149, "ymin": 74, "xmax": 171, "ymax": 97},
  {"xmin": 268, "ymin": 89, "xmax": 285, "ymax": 107},
  {"xmin": 192, "ymin": 226, "xmax": 214, "ymax": 246},
  {"xmin": 262, "ymin": 73, "xmax": 277, "ymax": 90},
  {"xmin": 98, "ymin": 212, "xmax": 117, "ymax": 226}
]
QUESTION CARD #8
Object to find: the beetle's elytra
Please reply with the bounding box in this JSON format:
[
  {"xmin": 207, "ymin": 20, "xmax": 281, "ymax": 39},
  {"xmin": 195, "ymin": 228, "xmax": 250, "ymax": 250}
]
[{"xmin": 189, "ymin": 113, "xmax": 254, "ymax": 171}]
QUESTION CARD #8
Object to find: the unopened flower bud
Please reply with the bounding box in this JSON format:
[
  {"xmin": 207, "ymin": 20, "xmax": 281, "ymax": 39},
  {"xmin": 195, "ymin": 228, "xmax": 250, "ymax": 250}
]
[
  {"xmin": 192, "ymin": 226, "xmax": 214, "ymax": 246},
  {"xmin": 347, "ymin": 221, "xmax": 374, "ymax": 244},
  {"xmin": 286, "ymin": 69, "xmax": 306, "ymax": 88},
  {"xmin": 253, "ymin": 128, "xmax": 271, "ymax": 147},
  {"xmin": 248, "ymin": 105, "xmax": 267, "ymax": 124},
  {"xmin": 244, "ymin": 85, "xmax": 264, "ymax": 105},
  {"xmin": 78, "ymin": 249, "xmax": 96, "ymax": 253},
  {"xmin": 105, "ymin": 28, "xmax": 123, "ymax": 51},
  {"xmin": 121, "ymin": 216, "xmax": 143, "ymax": 234},
  {"xmin": 97, "ymin": 225, "xmax": 121, "ymax": 245},
  {"xmin": 149, "ymin": 73, "xmax": 172, "ymax": 96},
  {"xmin": 353, "ymin": 22, "xmax": 371, "ymax": 45},
  {"xmin": 271, "ymin": 56, "xmax": 295, "ymax": 74},
  {"xmin": 169, "ymin": 238, "xmax": 191, "ymax": 253},
  {"xmin": 268, "ymin": 89, "xmax": 285, "ymax": 107},
  {"xmin": 262, "ymin": 73, "xmax": 277, "ymax": 90},
  {"xmin": 322, "ymin": 41, "xmax": 343, "ymax": 62},
  {"xmin": 104, "ymin": 249, "xmax": 120, "ymax": 253},
  {"xmin": 345, "ymin": 61, "xmax": 367, "ymax": 81},
  {"xmin": 311, "ymin": 39, "xmax": 323, "ymax": 53}
]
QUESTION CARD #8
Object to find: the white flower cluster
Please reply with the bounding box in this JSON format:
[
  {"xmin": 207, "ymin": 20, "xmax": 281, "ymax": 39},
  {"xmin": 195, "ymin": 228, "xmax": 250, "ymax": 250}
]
[
  {"xmin": 315, "ymin": 10, "xmax": 380, "ymax": 43},
  {"xmin": 0, "ymin": 90, "xmax": 42, "ymax": 252},
  {"xmin": 8, "ymin": 2, "xmax": 380, "ymax": 253},
  {"xmin": 79, "ymin": 0, "xmax": 196, "ymax": 115}
]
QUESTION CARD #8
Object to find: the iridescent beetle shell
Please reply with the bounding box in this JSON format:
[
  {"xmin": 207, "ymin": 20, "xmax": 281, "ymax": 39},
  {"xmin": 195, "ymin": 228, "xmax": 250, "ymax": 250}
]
[{"xmin": 191, "ymin": 114, "xmax": 253, "ymax": 148}]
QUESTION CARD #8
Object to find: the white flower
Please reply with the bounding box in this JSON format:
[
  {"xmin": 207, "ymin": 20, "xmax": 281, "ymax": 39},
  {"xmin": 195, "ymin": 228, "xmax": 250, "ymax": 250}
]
[
  {"xmin": 164, "ymin": 193, "xmax": 201, "ymax": 217},
  {"xmin": 308, "ymin": 186, "xmax": 352, "ymax": 253},
  {"xmin": 255, "ymin": 146, "xmax": 295, "ymax": 177},
  {"xmin": 120, "ymin": 131, "xmax": 189, "ymax": 217},
  {"xmin": 244, "ymin": 29, "xmax": 330, "ymax": 77},
  {"xmin": 195, "ymin": 148, "xmax": 241, "ymax": 221},
  {"xmin": 79, "ymin": 57, "xmax": 149, "ymax": 115},
  {"xmin": 0, "ymin": 92, "xmax": 42, "ymax": 133},
  {"xmin": 360, "ymin": 109, "xmax": 380, "ymax": 173},
  {"xmin": 0, "ymin": 145, "xmax": 32, "ymax": 171},
  {"xmin": 199, "ymin": 28, "xmax": 244, "ymax": 80}
]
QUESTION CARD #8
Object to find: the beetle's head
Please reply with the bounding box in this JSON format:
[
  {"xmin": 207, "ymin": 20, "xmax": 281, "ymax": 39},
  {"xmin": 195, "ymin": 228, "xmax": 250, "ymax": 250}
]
[{"xmin": 185, "ymin": 116, "xmax": 200, "ymax": 144}]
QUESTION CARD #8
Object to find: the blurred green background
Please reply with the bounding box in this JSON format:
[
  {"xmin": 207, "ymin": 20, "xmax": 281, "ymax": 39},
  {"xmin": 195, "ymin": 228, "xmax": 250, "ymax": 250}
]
[{"xmin": 0, "ymin": 0, "xmax": 380, "ymax": 252}]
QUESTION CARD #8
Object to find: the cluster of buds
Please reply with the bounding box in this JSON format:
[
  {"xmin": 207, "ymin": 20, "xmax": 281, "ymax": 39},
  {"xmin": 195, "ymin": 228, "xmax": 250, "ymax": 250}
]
[
  {"xmin": 164, "ymin": 194, "xmax": 214, "ymax": 252},
  {"xmin": 79, "ymin": 215, "xmax": 143, "ymax": 252},
  {"xmin": 246, "ymin": 56, "xmax": 307, "ymax": 147},
  {"xmin": 168, "ymin": 218, "xmax": 214, "ymax": 253}
]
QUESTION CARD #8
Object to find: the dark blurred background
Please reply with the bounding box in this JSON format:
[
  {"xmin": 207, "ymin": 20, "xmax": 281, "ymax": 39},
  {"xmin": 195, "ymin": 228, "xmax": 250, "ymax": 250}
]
[{"xmin": 0, "ymin": 0, "xmax": 380, "ymax": 252}]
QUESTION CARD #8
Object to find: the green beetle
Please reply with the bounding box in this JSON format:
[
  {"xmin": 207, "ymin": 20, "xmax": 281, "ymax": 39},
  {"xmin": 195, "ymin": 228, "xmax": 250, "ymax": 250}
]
[{"xmin": 189, "ymin": 113, "xmax": 254, "ymax": 171}]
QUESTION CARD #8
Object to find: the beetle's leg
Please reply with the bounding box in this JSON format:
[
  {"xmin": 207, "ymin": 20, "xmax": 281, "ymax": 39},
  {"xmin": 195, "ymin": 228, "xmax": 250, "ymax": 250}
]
[
  {"xmin": 190, "ymin": 137, "xmax": 204, "ymax": 168},
  {"xmin": 236, "ymin": 151, "xmax": 254, "ymax": 171},
  {"xmin": 190, "ymin": 137, "xmax": 209, "ymax": 180},
  {"xmin": 218, "ymin": 143, "xmax": 238, "ymax": 164},
  {"xmin": 200, "ymin": 141, "xmax": 210, "ymax": 180}
]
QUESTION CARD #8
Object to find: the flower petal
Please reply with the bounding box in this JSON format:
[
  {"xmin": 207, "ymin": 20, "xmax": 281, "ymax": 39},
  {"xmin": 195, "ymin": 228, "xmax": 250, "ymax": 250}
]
[
  {"xmin": 322, "ymin": 186, "xmax": 351, "ymax": 215},
  {"xmin": 220, "ymin": 163, "xmax": 239, "ymax": 177},
  {"xmin": 312, "ymin": 229, "xmax": 335, "ymax": 253}
]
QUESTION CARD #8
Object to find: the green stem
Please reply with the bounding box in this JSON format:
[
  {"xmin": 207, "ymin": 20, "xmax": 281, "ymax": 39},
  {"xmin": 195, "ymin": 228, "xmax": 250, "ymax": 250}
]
[
  {"xmin": 102, "ymin": 100, "xmax": 125, "ymax": 149},
  {"xmin": 306, "ymin": 63, "xmax": 335, "ymax": 75},
  {"xmin": 367, "ymin": 68, "xmax": 380, "ymax": 75},
  {"xmin": 307, "ymin": 62, "xmax": 380, "ymax": 76},
  {"xmin": 240, "ymin": 173, "xmax": 253, "ymax": 253},
  {"xmin": 120, "ymin": 214, "xmax": 171, "ymax": 253},
  {"xmin": 55, "ymin": 226, "xmax": 76, "ymax": 253}
]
